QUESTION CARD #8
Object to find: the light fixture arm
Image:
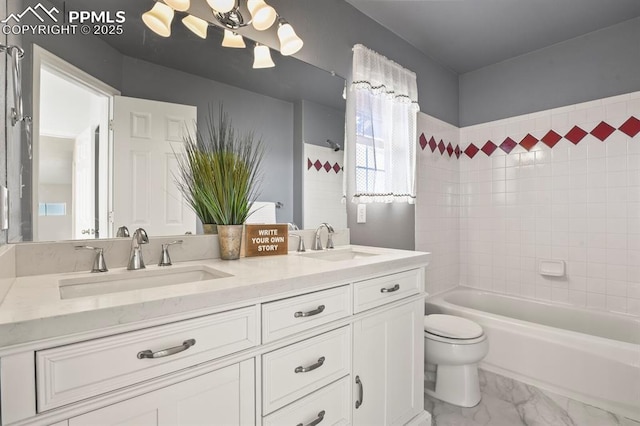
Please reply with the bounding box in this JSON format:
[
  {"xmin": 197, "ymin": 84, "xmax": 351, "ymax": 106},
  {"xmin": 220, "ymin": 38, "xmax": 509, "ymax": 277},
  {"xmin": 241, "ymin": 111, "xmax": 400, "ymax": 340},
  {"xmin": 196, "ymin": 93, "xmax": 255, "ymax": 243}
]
[{"xmin": 212, "ymin": 0, "xmax": 252, "ymax": 29}]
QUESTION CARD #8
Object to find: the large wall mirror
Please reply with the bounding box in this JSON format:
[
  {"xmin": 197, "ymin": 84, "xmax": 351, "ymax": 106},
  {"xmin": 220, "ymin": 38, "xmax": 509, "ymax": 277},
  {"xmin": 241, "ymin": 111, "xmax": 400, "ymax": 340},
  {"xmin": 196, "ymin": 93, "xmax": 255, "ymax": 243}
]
[{"xmin": 5, "ymin": 0, "xmax": 346, "ymax": 243}]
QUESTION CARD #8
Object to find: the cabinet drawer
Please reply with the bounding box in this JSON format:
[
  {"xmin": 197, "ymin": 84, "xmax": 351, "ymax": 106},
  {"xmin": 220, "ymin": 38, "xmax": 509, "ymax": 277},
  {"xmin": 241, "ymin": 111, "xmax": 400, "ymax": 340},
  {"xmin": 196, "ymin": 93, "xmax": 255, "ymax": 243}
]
[
  {"xmin": 263, "ymin": 376, "xmax": 350, "ymax": 426},
  {"xmin": 37, "ymin": 306, "xmax": 257, "ymax": 412},
  {"xmin": 262, "ymin": 326, "xmax": 351, "ymax": 414},
  {"xmin": 353, "ymin": 269, "xmax": 421, "ymax": 313},
  {"xmin": 262, "ymin": 285, "xmax": 351, "ymax": 343}
]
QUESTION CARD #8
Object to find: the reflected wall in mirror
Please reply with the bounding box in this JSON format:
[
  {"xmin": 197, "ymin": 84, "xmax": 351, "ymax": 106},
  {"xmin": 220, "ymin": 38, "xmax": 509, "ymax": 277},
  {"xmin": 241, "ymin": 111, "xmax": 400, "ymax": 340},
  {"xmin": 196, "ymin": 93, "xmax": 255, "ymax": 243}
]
[{"xmin": 4, "ymin": 0, "xmax": 345, "ymax": 243}]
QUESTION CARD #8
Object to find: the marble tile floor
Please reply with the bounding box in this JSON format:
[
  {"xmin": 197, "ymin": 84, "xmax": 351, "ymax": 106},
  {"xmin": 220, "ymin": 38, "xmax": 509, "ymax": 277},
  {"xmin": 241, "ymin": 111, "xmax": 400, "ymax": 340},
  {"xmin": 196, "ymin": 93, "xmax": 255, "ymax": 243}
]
[{"xmin": 425, "ymin": 369, "xmax": 639, "ymax": 426}]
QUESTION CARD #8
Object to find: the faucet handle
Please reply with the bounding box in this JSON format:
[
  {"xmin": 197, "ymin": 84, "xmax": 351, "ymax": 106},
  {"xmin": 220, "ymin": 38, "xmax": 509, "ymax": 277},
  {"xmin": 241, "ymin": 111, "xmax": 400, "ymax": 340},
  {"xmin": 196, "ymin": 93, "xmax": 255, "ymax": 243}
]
[
  {"xmin": 158, "ymin": 240, "xmax": 183, "ymax": 266},
  {"xmin": 116, "ymin": 226, "xmax": 130, "ymax": 237},
  {"xmin": 75, "ymin": 246, "xmax": 108, "ymax": 273},
  {"xmin": 289, "ymin": 234, "xmax": 306, "ymax": 252}
]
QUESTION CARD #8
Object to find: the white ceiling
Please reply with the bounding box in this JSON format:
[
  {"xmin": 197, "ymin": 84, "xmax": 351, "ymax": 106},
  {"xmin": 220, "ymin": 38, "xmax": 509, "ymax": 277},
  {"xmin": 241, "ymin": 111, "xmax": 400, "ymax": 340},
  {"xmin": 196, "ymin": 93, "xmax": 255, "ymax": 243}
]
[{"xmin": 345, "ymin": 0, "xmax": 640, "ymax": 74}]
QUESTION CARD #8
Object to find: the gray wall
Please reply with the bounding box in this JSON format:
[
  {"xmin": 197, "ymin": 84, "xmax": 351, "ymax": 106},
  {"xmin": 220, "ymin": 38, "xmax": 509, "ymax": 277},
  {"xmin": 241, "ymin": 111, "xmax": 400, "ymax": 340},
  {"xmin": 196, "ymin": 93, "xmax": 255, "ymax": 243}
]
[
  {"xmin": 301, "ymin": 100, "xmax": 345, "ymax": 149},
  {"xmin": 459, "ymin": 17, "xmax": 640, "ymax": 126}
]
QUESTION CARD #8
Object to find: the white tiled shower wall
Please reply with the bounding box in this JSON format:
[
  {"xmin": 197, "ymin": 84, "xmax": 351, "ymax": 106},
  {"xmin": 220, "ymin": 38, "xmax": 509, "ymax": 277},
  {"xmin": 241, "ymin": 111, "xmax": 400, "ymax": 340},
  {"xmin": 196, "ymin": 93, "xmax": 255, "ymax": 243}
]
[
  {"xmin": 417, "ymin": 91, "xmax": 640, "ymax": 316},
  {"xmin": 415, "ymin": 113, "xmax": 460, "ymax": 295},
  {"xmin": 303, "ymin": 143, "xmax": 348, "ymax": 230}
]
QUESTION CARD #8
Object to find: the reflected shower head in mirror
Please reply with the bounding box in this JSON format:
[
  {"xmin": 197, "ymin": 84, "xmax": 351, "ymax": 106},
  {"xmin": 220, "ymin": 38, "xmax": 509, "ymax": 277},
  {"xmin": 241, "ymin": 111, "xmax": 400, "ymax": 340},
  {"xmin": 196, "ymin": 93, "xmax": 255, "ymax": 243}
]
[{"xmin": 326, "ymin": 139, "xmax": 341, "ymax": 152}]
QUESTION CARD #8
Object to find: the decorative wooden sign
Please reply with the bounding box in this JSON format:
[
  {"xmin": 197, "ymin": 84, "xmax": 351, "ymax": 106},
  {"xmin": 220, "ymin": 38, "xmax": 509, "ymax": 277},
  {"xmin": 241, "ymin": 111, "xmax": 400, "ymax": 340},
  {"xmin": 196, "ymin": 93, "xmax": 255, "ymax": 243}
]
[{"xmin": 244, "ymin": 224, "xmax": 289, "ymax": 257}]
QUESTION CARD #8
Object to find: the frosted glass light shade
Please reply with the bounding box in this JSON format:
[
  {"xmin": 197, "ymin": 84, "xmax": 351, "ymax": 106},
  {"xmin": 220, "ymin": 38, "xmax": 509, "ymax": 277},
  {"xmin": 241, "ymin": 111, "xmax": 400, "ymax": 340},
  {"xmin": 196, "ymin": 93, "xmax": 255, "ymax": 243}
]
[
  {"xmin": 207, "ymin": 0, "xmax": 235, "ymax": 13},
  {"xmin": 222, "ymin": 29, "xmax": 246, "ymax": 48},
  {"xmin": 253, "ymin": 44, "xmax": 275, "ymax": 68},
  {"xmin": 142, "ymin": 2, "xmax": 174, "ymax": 37},
  {"xmin": 278, "ymin": 23, "xmax": 303, "ymax": 56},
  {"xmin": 165, "ymin": 0, "xmax": 190, "ymax": 12},
  {"xmin": 247, "ymin": 0, "xmax": 276, "ymax": 31},
  {"xmin": 182, "ymin": 15, "xmax": 208, "ymax": 38}
]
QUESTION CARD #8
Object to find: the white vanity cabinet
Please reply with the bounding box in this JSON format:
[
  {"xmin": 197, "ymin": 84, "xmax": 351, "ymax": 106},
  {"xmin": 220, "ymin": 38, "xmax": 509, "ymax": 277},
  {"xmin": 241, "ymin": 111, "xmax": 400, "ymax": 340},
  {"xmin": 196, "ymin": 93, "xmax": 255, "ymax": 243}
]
[
  {"xmin": 68, "ymin": 360, "xmax": 255, "ymax": 426},
  {"xmin": 353, "ymin": 299, "xmax": 425, "ymax": 425},
  {"xmin": 0, "ymin": 262, "xmax": 429, "ymax": 426}
]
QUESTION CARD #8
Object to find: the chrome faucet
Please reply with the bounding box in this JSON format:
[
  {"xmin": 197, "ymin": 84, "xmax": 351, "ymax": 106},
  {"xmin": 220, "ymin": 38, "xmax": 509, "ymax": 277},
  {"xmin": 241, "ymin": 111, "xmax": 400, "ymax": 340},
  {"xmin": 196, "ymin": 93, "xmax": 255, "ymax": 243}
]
[
  {"xmin": 127, "ymin": 228, "xmax": 149, "ymax": 270},
  {"xmin": 75, "ymin": 245, "xmax": 108, "ymax": 273},
  {"xmin": 312, "ymin": 223, "xmax": 335, "ymax": 250}
]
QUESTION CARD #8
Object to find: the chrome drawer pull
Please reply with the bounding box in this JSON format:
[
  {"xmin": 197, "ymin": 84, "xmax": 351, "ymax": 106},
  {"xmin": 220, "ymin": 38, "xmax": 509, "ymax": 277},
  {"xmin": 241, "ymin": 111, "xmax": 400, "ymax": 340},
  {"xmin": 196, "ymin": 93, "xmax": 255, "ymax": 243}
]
[
  {"xmin": 294, "ymin": 356, "xmax": 325, "ymax": 373},
  {"xmin": 380, "ymin": 284, "xmax": 400, "ymax": 293},
  {"xmin": 137, "ymin": 339, "xmax": 196, "ymax": 359},
  {"xmin": 294, "ymin": 304, "xmax": 325, "ymax": 318},
  {"xmin": 297, "ymin": 410, "xmax": 326, "ymax": 426},
  {"xmin": 355, "ymin": 375, "xmax": 364, "ymax": 408}
]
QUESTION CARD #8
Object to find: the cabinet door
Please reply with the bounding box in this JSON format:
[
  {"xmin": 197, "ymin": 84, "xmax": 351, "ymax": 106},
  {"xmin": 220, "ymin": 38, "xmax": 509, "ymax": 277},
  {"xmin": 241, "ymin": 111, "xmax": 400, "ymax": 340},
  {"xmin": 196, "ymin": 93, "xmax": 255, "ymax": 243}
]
[
  {"xmin": 353, "ymin": 300, "xmax": 424, "ymax": 426},
  {"xmin": 69, "ymin": 360, "xmax": 254, "ymax": 426}
]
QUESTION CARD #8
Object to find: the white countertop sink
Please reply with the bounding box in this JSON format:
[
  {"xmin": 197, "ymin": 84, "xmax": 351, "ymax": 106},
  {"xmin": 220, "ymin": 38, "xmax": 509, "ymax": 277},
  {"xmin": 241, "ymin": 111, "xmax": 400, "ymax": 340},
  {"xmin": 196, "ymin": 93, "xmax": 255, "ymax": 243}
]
[
  {"xmin": 299, "ymin": 247, "xmax": 379, "ymax": 262},
  {"xmin": 59, "ymin": 265, "xmax": 231, "ymax": 299}
]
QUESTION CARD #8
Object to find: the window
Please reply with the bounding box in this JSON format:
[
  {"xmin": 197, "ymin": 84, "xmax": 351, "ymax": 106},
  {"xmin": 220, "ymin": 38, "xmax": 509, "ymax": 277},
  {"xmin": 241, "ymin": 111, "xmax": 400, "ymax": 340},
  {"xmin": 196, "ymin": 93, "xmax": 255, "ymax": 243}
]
[{"xmin": 348, "ymin": 44, "xmax": 419, "ymax": 204}]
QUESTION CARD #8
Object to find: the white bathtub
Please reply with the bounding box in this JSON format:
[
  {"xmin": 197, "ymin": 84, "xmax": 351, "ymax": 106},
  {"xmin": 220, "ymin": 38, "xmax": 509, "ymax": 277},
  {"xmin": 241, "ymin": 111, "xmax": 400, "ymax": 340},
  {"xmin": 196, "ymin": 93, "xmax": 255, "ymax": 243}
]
[{"xmin": 425, "ymin": 287, "xmax": 640, "ymax": 421}]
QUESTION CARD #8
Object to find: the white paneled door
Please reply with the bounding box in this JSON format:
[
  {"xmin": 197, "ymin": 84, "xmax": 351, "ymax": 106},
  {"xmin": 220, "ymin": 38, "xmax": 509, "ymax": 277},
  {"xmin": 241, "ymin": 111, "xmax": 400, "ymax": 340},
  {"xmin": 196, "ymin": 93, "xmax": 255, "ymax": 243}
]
[
  {"xmin": 352, "ymin": 300, "xmax": 424, "ymax": 425},
  {"xmin": 112, "ymin": 96, "xmax": 197, "ymax": 236}
]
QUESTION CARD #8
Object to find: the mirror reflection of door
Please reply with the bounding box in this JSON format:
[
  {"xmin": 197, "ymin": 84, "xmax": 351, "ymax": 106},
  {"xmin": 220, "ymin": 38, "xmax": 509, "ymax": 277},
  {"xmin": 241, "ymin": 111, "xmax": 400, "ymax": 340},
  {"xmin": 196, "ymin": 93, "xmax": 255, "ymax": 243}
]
[
  {"xmin": 72, "ymin": 126, "xmax": 96, "ymax": 240},
  {"xmin": 111, "ymin": 96, "xmax": 197, "ymax": 237},
  {"xmin": 34, "ymin": 45, "xmax": 117, "ymax": 241}
]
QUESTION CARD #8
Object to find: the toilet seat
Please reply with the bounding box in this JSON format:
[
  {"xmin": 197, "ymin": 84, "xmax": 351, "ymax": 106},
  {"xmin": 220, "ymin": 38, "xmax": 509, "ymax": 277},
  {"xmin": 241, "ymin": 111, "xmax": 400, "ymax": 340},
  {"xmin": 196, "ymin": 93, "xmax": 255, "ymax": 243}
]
[{"xmin": 424, "ymin": 314, "xmax": 484, "ymax": 344}]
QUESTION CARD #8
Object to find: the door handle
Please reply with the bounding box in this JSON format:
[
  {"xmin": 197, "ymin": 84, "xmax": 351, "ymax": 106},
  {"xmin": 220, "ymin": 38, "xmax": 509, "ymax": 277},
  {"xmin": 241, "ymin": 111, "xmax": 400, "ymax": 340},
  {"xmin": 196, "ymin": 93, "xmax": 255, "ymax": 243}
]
[{"xmin": 355, "ymin": 375, "xmax": 364, "ymax": 408}]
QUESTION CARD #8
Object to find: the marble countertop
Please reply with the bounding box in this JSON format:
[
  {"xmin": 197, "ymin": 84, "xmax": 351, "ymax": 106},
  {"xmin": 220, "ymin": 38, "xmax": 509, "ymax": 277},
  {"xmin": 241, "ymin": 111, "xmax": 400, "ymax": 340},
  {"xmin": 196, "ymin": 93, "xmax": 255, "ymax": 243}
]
[{"xmin": 0, "ymin": 245, "xmax": 429, "ymax": 348}]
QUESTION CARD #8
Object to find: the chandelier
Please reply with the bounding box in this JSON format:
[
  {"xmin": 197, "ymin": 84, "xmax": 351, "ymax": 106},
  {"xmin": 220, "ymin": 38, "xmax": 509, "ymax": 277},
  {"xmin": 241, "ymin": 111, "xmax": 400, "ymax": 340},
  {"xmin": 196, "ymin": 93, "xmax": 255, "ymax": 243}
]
[{"xmin": 142, "ymin": 0, "xmax": 303, "ymax": 69}]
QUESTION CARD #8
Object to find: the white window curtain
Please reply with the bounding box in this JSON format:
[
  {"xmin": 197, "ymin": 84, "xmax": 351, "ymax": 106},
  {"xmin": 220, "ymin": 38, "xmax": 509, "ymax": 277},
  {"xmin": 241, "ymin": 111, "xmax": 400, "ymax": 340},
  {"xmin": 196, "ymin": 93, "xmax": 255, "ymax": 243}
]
[{"xmin": 345, "ymin": 44, "xmax": 419, "ymax": 204}]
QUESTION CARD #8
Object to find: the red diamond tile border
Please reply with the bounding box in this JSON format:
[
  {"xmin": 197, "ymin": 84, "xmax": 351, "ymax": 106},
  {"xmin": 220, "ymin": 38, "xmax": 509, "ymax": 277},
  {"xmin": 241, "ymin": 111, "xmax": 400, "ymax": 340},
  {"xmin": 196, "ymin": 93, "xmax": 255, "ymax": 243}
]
[
  {"xmin": 520, "ymin": 134, "xmax": 538, "ymax": 151},
  {"xmin": 500, "ymin": 137, "xmax": 517, "ymax": 153},
  {"xmin": 590, "ymin": 121, "xmax": 615, "ymax": 141},
  {"xmin": 464, "ymin": 144, "xmax": 479, "ymax": 159},
  {"xmin": 307, "ymin": 158, "xmax": 343, "ymax": 173},
  {"xmin": 429, "ymin": 136, "xmax": 437, "ymax": 152},
  {"xmin": 565, "ymin": 126, "xmax": 588, "ymax": 145},
  {"xmin": 419, "ymin": 133, "xmax": 428, "ymax": 150},
  {"xmin": 619, "ymin": 116, "xmax": 640, "ymax": 137},
  {"xmin": 481, "ymin": 141, "xmax": 497, "ymax": 156},
  {"xmin": 541, "ymin": 130, "xmax": 562, "ymax": 148},
  {"xmin": 446, "ymin": 143, "xmax": 454, "ymax": 157},
  {"xmin": 419, "ymin": 115, "xmax": 637, "ymax": 161}
]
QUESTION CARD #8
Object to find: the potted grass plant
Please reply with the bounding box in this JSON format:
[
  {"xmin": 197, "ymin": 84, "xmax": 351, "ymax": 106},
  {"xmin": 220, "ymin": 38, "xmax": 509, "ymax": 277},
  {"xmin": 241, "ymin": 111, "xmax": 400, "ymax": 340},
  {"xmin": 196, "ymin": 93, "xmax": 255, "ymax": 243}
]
[{"xmin": 175, "ymin": 105, "xmax": 264, "ymax": 259}]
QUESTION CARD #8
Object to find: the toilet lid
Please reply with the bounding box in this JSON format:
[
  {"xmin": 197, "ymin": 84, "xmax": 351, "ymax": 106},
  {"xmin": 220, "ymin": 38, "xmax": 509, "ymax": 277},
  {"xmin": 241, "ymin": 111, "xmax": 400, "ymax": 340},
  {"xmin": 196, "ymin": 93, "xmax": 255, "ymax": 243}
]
[{"xmin": 424, "ymin": 314, "xmax": 483, "ymax": 340}]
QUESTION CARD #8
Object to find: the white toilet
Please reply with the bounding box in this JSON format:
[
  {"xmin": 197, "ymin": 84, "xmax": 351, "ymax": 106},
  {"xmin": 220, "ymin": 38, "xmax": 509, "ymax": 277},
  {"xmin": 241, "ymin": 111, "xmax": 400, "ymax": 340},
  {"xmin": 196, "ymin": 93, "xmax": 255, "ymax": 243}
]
[{"xmin": 424, "ymin": 314, "xmax": 489, "ymax": 407}]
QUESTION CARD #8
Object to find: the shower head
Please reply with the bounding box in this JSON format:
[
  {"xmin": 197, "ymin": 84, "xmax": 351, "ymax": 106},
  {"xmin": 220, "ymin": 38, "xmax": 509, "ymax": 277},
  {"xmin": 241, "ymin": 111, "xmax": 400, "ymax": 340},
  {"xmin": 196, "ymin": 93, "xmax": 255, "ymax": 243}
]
[{"xmin": 326, "ymin": 139, "xmax": 341, "ymax": 152}]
